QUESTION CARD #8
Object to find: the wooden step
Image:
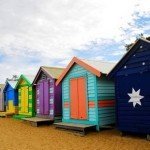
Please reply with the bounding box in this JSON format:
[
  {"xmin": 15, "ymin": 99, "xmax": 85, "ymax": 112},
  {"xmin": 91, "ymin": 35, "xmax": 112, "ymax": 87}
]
[
  {"xmin": 22, "ymin": 117, "xmax": 53, "ymax": 127},
  {"xmin": 0, "ymin": 112, "xmax": 14, "ymax": 118},
  {"xmin": 54, "ymin": 122, "xmax": 96, "ymax": 135}
]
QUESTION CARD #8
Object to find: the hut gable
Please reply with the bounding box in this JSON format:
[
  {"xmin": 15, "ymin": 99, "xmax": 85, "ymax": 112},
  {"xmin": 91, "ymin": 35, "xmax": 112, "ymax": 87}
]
[
  {"xmin": 15, "ymin": 75, "xmax": 35, "ymax": 88},
  {"xmin": 36, "ymin": 71, "xmax": 48, "ymax": 83},
  {"xmin": 42, "ymin": 66, "xmax": 64, "ymax": 79},
  {"xmin": 108, "ymin": 38, "xmax": 150, "ymax": 78},
  {"xmin": 4, "ymin": 81, "xmax": 17, "ymax": 92},
  {"xmin": 56, "ymin": 57, "xmax": 115, "ymax": 85},
  {"xmin": 33, "ymin": 66, "xmax": 64, "ymax": 85}
]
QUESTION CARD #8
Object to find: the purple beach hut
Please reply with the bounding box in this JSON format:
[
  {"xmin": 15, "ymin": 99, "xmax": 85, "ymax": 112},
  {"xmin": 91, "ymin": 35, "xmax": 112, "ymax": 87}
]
[
  {"xmin": 23, "ymin": 66, "xmax": 64, "ymax": 126},
  {"xmin": 33, "ymin": 66, "xmax": 64, "ymax": 120}
]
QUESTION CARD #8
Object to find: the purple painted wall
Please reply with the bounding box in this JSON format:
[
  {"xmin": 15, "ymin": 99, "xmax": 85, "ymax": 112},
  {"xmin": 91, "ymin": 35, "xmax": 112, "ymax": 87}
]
[
  {"xmin": 54, "ymin": 79, "xmax": 62, "ymax": 116},
  {"xmin": 35, "ymin": 71, "xmax": 62, "ymax": 119}
]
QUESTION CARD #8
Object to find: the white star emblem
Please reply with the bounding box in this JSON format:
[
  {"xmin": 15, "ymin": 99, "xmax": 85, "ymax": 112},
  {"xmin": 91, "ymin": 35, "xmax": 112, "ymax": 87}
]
[{"xmin": 128, "ymin": 88, "xmax": 144, "ymax": 107}]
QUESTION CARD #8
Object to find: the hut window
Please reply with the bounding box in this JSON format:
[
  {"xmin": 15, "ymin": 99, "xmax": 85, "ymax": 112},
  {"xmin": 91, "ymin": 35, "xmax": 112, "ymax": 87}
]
[
  {"xmin": 142, "ymin": 62, "xmax": 145, "ymax": 65},
  {"xmin": 50, "ymin": 98, "xmax": 53, "ymax": 104},
  {"xmin": 29, "ymin": 87, "xmax": 32, "ymax": 91},
  {"xmin": 50, "ymin": 88, "xmax": 54, "ymax": 93},
  {"xmin": 37, "ymin": 109, "xmax": 40, "ymax": 113},
  {"xmin": 50, "ymin": 110, "xmax": 54, "ymax": 115},
  {"xmin": 50, "ymin": 79, "xmax": 53, "ymax": 83},
  {"xmin": 37, "ymin": 99, "xmax": 39, "ymax": 104},
  {"xmin": 140, "ymin": 45, "xmax": 143, "ymax": 48},
  {"xmin": 37, "ymin": 89, "xmax": 39, "ymax": 94},
  {"xmin": 133, "ymin": 54, "xmax": 136, "ymax": 57},
  {"xmin": 41, "ymin": 73, "xmax": 47, "ymax": 80},
  {"xmin": 29, "ymin": 95, "xmax": 32, "ymax": 99}
]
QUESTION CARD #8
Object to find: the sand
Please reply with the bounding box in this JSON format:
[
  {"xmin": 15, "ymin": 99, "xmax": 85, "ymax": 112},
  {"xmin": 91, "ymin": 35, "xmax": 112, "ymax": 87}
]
[{"xmin": 0, "ymin": 118, "xmax": 149, "ymax": 150}]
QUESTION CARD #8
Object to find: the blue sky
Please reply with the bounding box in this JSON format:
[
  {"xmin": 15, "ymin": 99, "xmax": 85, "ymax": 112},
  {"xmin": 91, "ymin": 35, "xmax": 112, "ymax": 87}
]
[{"xmin": 0, "ymin": 0, "xmax": 150, "ymax": 82}]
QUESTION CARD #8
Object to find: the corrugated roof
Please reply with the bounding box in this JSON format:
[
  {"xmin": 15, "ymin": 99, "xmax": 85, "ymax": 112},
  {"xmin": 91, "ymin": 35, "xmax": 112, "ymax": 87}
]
[
  {"xmin": 81, "ymin": 59, "xmax": 116, "ymax": 74},
  {"xmin": 41, "ymin": 66, "xmax": 64, "ymax": 79},
  {"xmin": 0, "ymin": 84, "xmax": 5, "ymax": 88},
  {"xmin": 56, "ymin": 57, "xmax": 116, "ymax": 85}
]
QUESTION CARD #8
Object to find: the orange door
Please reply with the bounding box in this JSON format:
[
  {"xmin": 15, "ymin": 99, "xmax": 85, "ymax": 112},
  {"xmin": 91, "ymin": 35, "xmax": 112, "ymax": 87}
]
[
  {"xmin": 70, "ymin": 78, "xmax": 78, "ymax": 119},
  {"xmin": 78, "ymin": 77, "xmax": 87, "ymax": 119},
  {"xmin": 70, "ymin": 77, "xmax": 87, "ymax": 120}
]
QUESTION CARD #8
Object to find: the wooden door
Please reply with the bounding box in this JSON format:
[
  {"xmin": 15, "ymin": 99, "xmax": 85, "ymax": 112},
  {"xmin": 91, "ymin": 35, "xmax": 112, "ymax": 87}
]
[
  {"xmin": 70, "ymin": 77, "xmax": 87, "ymax": 120},
  {"xmin": 39, "ymin": 81, "xmax": 49, "ymax": 115},
  {"xmin": 39, "ymin": 82, "xmax": 44, "ymax": 115},
  {"xmin": 21, "ymin": 87, "xmax": 25, "ymax": 112},
  {"xmin": 21, "ymin": 86, "xmax": 28, "ymax": 113},
  {"xmin": 24, "ymin": 86, "xmax": 29, "ymax": 113},
  {"xmin": 78, "ymin": 78, "xmax": 87, "ymax": 119},
  {"xmin": 43, "ymin": 80, "xmax": 49, "ymax": 115},
  {"xmin": 70, "ymin": 78, "xmax": 78, "ymax": 119}
]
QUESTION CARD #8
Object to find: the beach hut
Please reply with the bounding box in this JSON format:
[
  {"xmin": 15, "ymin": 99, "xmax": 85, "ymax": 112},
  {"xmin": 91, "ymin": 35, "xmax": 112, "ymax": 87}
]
[
  {"xmin": 3, "ymin": 81, "xmax": 18, "ymax": 114},
  {"xmin": 23, "ymin": 66, "xmax": 64, "ymax": 126},
  {"xmin": 0, "ymin": 84, "xmax": 5, "ymax": 111},
  {"xmin": 108, "ymin": 38, "xmax": 150, "ymax": 140},
  {"xmin": 14, "ymin": 75, "xmax": 35, "ymax": 119},
  {"xmin": 55, "ymin": 57, "xmax": 116, "ymax": 132}
]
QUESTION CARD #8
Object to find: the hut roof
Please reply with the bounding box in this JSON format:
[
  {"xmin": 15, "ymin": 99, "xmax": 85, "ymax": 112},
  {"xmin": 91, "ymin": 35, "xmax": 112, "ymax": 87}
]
[
  {"xmin": 32, "ymin": 66, "xmax": 64, "ymax": 84},
  {"xmin": 108, "ymin": 38, "xmax": 150, "ymax": 79},
  {"xmin": 0, "ymin": 84, "xmax": 5, "ymax": 91},
  {"xmin": 56, "ymin": 57, "xmax": 116, "ymax": 85},
  {"xmin": 81, "ymin": 59, "xmax": 115, "ymax": 74},
  {"xmin": 42, "ymin": 66, "xmax": 64, "ymax": 79},
  {"xmin": 0, "ymin": 84, "xmax": 5, "ymax": 88},
  {"xmin": 15, "ymin": 74, "xmax": 35, "ymax": 88}
]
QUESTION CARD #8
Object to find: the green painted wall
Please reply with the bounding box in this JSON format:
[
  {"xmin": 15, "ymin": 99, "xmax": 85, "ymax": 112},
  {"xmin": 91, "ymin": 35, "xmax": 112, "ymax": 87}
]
[{"xmin": 17, "ymin": 77, "xmax": 35, "ymax": 117}]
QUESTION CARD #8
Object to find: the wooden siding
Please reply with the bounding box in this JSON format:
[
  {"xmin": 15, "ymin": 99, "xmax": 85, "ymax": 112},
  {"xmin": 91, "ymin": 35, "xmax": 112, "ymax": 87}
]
[
  {"xmin": 35, "ymin": 70, "xmax": 62, "ymax": 119},
  {"xmin": 62, "ymin": 64, "xmax": 97, "ymax": 125},
  {"xmin": 117, "ymin": 41, "xmax": 150, "ymax": 76},
  {"xmin": 96, "ymin": 75, "xmax": 115, "ymax": 126},
  {"xmin": 18, "ymin": 78, "xmax": 35, "ymax": 117},
  {"xmin": 4, "ymin": 84, "xmax": 18, "ymax": 113},
  {"xmin": 111, "ymin": 39, "xmax": 150, "ymax": 134},
  {"xmin": 0, "ymin": 86, "xmax": 4, "ymax": 111},
  {"xmin": 36, "ymin": 78, "xmax": 54, "ymax": 118},
  {"xmin": 116, "ymin": 71, "xmax": 150, "ymax": 133}
]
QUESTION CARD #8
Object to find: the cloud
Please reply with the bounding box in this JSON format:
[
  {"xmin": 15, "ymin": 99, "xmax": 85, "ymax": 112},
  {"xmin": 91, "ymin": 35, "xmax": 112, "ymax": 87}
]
[{"xmin": 0, "ymin": 0, "xmax": 150, "ymax": 82}]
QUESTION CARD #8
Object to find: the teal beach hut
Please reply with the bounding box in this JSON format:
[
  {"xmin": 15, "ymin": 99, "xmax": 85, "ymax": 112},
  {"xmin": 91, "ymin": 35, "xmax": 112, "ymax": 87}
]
[{"xmin": 56, "ymin": 57, "xmax": 116, "ymax": 131}]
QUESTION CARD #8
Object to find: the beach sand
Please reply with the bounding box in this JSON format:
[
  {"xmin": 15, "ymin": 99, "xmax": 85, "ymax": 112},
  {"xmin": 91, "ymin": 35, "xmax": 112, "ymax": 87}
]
[{"xmin": 0, "ymin": 118, "xmax": 149, "ymax": 150}]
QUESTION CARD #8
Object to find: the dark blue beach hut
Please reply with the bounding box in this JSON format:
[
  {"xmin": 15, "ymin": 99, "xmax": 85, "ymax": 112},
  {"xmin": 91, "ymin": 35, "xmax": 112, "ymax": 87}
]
[{"xmin": 108, "ymin": 38, "xmax": 150, "ymax": 140}]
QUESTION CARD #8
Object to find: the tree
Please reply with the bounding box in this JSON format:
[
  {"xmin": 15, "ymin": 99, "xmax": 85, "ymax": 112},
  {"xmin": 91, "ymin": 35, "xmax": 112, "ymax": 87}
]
[{"xmin": 125, "ymin": 34, "xmax": 150, "ymax": 51}]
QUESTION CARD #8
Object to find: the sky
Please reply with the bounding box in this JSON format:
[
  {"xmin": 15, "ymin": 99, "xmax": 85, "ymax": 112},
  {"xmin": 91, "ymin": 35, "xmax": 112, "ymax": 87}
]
[{"xmin": 0, "ymin": 0, "xmax": 150, "ymax": 83}]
